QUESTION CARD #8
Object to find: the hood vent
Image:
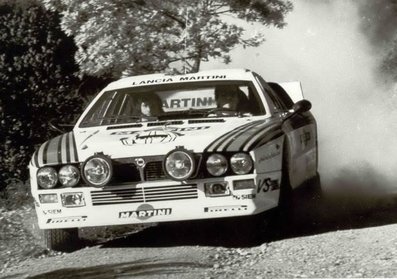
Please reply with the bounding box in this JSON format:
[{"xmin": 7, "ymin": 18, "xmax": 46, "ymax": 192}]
[
  {"xmin": 147, "ymin": 121, "xmax": 184, "ymax": 127},
  {"xmin": 188, "ymin": 119, "xmax": 225, "ymax": 124},
  {"xmin": 107, "ymin": 123, "xmax": 143, "ymax": 130}
]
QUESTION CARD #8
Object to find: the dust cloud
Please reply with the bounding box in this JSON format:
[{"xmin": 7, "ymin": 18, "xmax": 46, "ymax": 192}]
[{"xmin": 203, "ymin": 0, "xmax": 397, "ymax": 202}]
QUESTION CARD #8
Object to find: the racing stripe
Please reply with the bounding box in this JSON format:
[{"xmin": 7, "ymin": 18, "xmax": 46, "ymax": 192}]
[
  {"xmin": 61, "ymin": 133, "xmax": 68, "ymax": 164},
  {"xmin": 41, "ymin": 141, "xmax": 50, "ymax": 165},
  {"xmin": 65, "ymin": 132, "xmax": 71, "ymax": 163},
  {"xmin": 205, "ymin": 121, "xmax": 260, "ymax": 152},
  {"xmin": 68, "ymin": 132, "xmax": 76, "ymax": 162},
  {"xmin": 45, "ymin": 135, "xmax": 62, "ymax": 165},
  {"xmin": 31, "ymin": 132, "xmax": 80, "ymax": 168},
  {"xmin": 225, "ymin": 122, "xmax": 280, "ymax": 152},
  {"xmin": 242, "ymin": 127, "xmax": 283, "ymax": 152},
  {"xmin": 71, "ymin": 132, "xmax": 79, "ymax": 162},
  {"xmin": 214, "ymin": 121, "xmax": 262, "ymax": 152},
  {"xmin": 57, "ymin": 134, "xmax": 63, "ymax": 164}
]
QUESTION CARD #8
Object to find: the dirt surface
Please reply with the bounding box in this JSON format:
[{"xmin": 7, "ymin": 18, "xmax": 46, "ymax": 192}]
[{"xmin": 2, "ymin": 190, "xmax": 397, "ymax": 279}]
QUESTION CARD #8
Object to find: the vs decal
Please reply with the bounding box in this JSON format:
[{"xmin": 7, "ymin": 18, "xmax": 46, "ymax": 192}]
[{"xmin": 257, "ymin": 178, "xmax": 279, "ymax": 193}]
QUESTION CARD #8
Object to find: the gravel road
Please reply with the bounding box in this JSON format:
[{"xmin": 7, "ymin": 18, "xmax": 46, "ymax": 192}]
[{"xmin": 2, "ymin": 188, "xmax": 397, "ymax": 279}]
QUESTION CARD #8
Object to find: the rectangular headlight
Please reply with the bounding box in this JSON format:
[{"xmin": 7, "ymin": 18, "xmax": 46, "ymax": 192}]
[
  {"xmin": 39, "ymin": 194, "xmax": 58, "ymax": 204},
  {"xmin": 233, "ymin": 179, "xmax": 255, "ymax": 190},
  {"xmin": 61, "ymin": 192, "xmax": 85, "ymax": 207},
  {"xmin": 204, "ymin": 182, "xmax": 230, "ymax": 197}
]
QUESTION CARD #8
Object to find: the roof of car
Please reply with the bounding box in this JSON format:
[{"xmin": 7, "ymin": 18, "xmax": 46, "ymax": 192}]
[{"xmin": 104, "ymin": 68, "xmax": 255, "ymax": 91}]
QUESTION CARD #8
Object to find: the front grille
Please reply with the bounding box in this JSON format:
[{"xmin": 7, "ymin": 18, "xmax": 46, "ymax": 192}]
[
  {"xmin": 91, "ymin": 188, "xmax": 144, "ymax": 205},
  {"xmin": 113, "ymin": 163, "xmax": 141, "ymax": 183},
  {"xmin": 144, "ymin": 161, "xmax": 166, "ymax": 181},
  {"xmin": 91, "ymin": 184, "xmax": 198, "ymax": 206}
]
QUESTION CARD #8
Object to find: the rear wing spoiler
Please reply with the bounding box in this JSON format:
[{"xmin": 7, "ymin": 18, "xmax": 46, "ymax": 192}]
[{"xmin": 278, "ymin": 82, "xmax": 304, "ymax": 103}]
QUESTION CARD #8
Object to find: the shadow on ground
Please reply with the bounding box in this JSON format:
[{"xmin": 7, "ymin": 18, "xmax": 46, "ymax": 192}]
[
  {"xmin": 2, "ymin": 259, "xmax": 211, "ymax": 279},
  {"xmin": 91, "ymin": 188, "xmax": 397, "ymax": 250}
]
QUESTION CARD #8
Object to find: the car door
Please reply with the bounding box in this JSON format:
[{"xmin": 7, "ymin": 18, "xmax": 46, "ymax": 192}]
[{"xmin": 255, "ymin": 74, "xmax": 318, "ymax": 189}]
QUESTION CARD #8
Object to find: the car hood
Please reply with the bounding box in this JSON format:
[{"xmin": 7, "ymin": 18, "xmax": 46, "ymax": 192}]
[{"xmin": 31, "ymin": 117, "xmax": 282, "ymax": 167}]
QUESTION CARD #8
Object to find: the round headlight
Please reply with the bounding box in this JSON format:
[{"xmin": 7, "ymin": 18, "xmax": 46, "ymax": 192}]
[
  {"xmin": 164, "ymin": 150, "xmax": 195, "ymax": 180},
  {"xmin": 83, "ymin": 155, "xmax": 112, "ymax": 186},
  {"xmin": 37, "ymin": 167, "xmax": 58, "ymax": 189},
  {"xmin": 206, "ymin": 154, "xmax": 228, "ymax": 176},
  {"xmin": 59, "ymin": 165, "xmax": 80, "ymax": 187},
  {"xmin": 230, "ymin": 153, "xmax": 253, "ymax": 174}
]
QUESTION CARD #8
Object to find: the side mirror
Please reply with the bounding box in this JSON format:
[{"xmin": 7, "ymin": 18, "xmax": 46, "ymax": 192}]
[
  {"xmin": 292, "ymin": 99, "xmax": 312, "ymax": 114},
  {"xmin": 283, "ymin": 99, "xmax": 312, "ymax": 123}
]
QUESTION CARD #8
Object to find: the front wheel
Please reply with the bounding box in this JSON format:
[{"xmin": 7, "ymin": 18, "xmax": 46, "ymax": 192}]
[{"xmin": 44, "ymin": 228, "xmax": 80, "ymax": 252}]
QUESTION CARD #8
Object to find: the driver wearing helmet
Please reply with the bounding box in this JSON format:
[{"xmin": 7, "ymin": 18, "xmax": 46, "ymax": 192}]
[{"xmin": 214, "ymin": 85, "xmax": 250, "ymax": 113}]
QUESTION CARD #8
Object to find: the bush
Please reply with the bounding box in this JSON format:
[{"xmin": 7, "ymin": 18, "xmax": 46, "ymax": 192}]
[
  {"xmin": 0, "ymin": 178, "xmax": 32, "ymax": 210},
  {"xmin": 0, "ymin": 0, "xmax": 83, "ymax": 190}
]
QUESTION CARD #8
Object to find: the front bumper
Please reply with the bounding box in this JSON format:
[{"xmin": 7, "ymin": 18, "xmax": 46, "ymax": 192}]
[{"xmin": 32, "ymin": 172, "xmax": 281, "ymax": 229}]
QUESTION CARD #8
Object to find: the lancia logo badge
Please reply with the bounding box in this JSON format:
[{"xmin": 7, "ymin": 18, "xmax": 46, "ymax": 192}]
[{"xmin": 135, "ymin": 158, "xmax": 145, "ymax": 167}]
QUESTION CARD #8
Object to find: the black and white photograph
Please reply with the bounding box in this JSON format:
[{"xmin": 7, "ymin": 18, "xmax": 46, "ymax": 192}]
[{"xmin": 1, "ymin": 0, "xmax": 397, "ymax": 278}]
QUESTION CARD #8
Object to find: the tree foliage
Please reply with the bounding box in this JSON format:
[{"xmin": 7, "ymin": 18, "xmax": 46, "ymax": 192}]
[
  {"xmin": 0, "ymin": 0, "xmax": 82, "ymax": 189},
  {"xmin": 42, "ymin": 0, "xmax": 292, "ymax": 77}
]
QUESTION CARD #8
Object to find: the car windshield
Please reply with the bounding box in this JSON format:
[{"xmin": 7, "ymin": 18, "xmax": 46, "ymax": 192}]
[{"xmin": 79, "ymin": 81, "xmax": 265, "ymax": 127}]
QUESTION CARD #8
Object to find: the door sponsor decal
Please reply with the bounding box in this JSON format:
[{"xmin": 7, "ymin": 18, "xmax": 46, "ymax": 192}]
[
  {"xmin": 300, "ymin": 131, "xmax": 311, "ymax": 148},
  {"xmin": 258, "ymin": 144, "xmax": 281, "ymax": 163},
  {"xmin": 119, "ymin": 204, "xmax": 172, "ymax": 220}
]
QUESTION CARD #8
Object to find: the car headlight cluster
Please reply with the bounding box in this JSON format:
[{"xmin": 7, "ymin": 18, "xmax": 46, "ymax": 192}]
[
  {"xmin": 37, "ymin": 165, "xmax": 80, "ymax": 189},
  {"xmin": 230, "ymin": 153, "xmax": 253, "ymax": 174},
  {"xmin": 37, "ymin": 154, "xmax": 113, "ymax": 189},
  {"xmin": 206, "ymin": 152, "xmax": 253, "ymax": 176},
  {"xmin": 59, "ymin": 165, "xmax": 80, "ymax": 187},
  {"xmin": 82, "ymin": 155, "xmax": 113, "ymax": 186},
  {"xmin": 37, "ymin": 167, "xmax": 59, "ymax": 189},
  {"xmin": 206, "ymin": 154, "xmax": 228, "ymax": 176},
  {"xmin": 164, "ymin": 149, "xmax": 196, "ymax": 181}
]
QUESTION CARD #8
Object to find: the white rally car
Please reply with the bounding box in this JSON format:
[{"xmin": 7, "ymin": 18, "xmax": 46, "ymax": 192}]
[{"xmin": 29, "ymin": 69, "xmax": 319, "ymax": 251}]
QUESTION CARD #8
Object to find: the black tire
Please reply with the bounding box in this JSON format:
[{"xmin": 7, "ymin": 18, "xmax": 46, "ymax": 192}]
[
  {"xmin": 275, "ymin": 141, "xmax": 295, "ymax": 229},
  {"xmin": 297, "ymin": 172, "xmax": 323, "ymax": 218},
  {"xmin": 309, "ymin": 172, "xmax": 322, "ymax": 201},
  {"xmin": 44, "ymin": 228, "xmax": 80, "ymax": 252}
]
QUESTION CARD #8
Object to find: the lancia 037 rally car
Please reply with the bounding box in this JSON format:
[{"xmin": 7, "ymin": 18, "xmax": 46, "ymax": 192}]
[{"xmin": 29, "ymin": 68, "xmax": 319, "ymax": 251}]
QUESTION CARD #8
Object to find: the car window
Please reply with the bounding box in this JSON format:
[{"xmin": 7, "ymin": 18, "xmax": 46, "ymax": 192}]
[
  {"xmin": 79, "ymin": 81, "xmax": 265, "ymax": 127},
  {"xmin": 267, "ymin": 82, "xmax": 294, "ymax": 109},
  {"xmin": 254, "ymin": 74, "xmax": 290, "ymax": 112}
]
